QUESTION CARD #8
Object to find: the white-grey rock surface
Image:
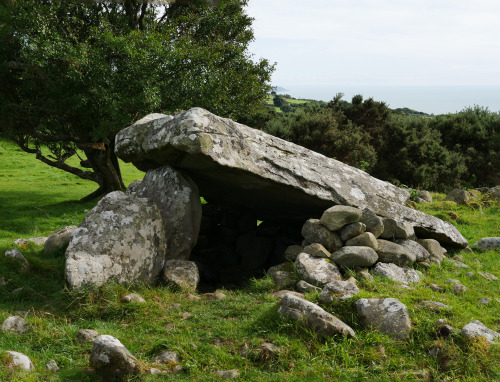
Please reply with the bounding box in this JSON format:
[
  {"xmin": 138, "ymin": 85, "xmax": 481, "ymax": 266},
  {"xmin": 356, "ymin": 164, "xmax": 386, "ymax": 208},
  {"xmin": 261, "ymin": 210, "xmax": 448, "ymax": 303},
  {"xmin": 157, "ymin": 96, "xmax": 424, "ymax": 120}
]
[
  {"xmin": 44, "ymin": 226, "xmax": 78, "ymax": 256},
  {"xmin": 331, "ymin": 246, "xmax": 378, "ymax": 268},
  {"xmin": 461, "ymin": 320, "xmax": 500, "ymax": 344},
  {"xmin": 320, "ymin": 280, "xmax": 360, "ymax": 303},
  {"xmin": 1, "ymin": 315, "xmax": 29, "ymax": 334},
  {"xmin": 90, "ymin": 335, "xmax": 139, "ymax": 377},
  {"xmin": 65, "ymin": 191, "xmax": 166, "ymax": 290},
  {"xmin": 115, "ymin": 108, "xmax": 467, "ymax": 248},
  {"xmin": 372, "ymin": 262, "xmax": 421, "ymax": 285},
  {"xmin": 295, "ymin": 253, "xmax": 343, "ymax": 287},
  {"xmin": 163, "ymin": 260, "xmax": 200, "ymax": 291},
  {"xmin": 472, "ymin": 237, "xmax": 500, "ymax": 251},
  {"xmin": 3, "ymin": 351, "xmax": 34, "ymax": 370}
]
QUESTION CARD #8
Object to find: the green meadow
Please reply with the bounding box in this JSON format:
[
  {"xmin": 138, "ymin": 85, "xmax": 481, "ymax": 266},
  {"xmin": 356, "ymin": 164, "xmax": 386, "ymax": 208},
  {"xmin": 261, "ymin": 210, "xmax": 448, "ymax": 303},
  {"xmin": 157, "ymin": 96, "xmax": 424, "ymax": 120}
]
[{"xmin": 0, "ymin": 136, "xmax": 499, "ymax": 381}]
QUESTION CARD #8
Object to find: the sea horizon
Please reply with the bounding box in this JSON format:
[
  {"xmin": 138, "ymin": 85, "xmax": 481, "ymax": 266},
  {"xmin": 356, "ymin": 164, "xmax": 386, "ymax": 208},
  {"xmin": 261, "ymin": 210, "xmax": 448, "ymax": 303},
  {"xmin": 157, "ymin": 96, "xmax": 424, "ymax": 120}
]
[{"xmin": 276, "ymin": 85, "xmax": 500, "ymax": 115}]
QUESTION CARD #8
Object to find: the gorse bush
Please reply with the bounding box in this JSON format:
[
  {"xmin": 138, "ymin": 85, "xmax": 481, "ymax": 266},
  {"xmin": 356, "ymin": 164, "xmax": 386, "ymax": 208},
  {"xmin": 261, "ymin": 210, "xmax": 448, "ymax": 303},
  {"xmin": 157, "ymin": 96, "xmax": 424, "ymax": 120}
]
[{"xmin": 253, "ymin": 95, "xmax": 500, "ymax": 191}]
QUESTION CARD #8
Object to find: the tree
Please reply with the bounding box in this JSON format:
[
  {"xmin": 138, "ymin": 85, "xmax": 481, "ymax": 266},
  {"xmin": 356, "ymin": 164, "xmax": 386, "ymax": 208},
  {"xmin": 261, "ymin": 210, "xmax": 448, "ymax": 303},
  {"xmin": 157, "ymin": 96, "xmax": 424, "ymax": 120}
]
[{"xmin": 1, "ymin": 0, "xmax": 274, "ymax": 200}]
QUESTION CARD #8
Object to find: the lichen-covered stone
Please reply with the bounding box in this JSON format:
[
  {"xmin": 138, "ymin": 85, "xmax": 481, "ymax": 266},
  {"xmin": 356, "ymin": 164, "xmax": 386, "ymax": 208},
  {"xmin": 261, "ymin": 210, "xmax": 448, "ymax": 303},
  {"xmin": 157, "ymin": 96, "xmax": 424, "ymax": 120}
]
[
  {"xmin": 278, "ymin": 293, "xmax": 355, "ymax": 338},
  {"xmin": 115, "ymin": 108, "xmax": 467, "ymax": 248},
  {"xmin": 356, "ymin": 298, "xmax": 411, "ymax": 340},
  {"xmin": 134, "ymin": 165, "xmax": 202, "ymax": 260},
  {"xmin": 267, "ymin": 263, "xmax": 295, "ymax": 287},
  {"xmin": 320, "ymin": 280, "xmax": 359, "ymax": 303},
  {"xmin": 3, "ymin": 351, "xmax": 34, "ymax": 371},
  {"xmin": 461, "ymin": 320, "xmax": 500, "ymax": 344},
  {"xmin": 320, "ymin": 205, "xmax": 362, "ymax": 231},
  {"xmin": 1, "ymin": 315, "xmax": 29, "ymax": 334},
  {"xmin": 301, "ymin": 219, "xmax": 342, "ymax": 252},
  {"xmin": 359, "ymin": 208, "xmax": 384, "ymax": 238},
  {"xmin": 471, "ymin": 237, "xmax": 500, "ymax": 251},
  {"xmin": 65, "ymin": 191, "xmax": 166, "ymax": 290},
  {"xmin": 303, "ymin": 243, "xmax": 332, "ymax": 258},
  {"xmin": 90, "ymin": 335, "xmax": 140, "ymax": 378},
  {"xmin": 295, "ymin": 253, "xmax": 343, "ymax": 287},
  {"xmin": 340, "ymin": 222, "xmax": 366, "ymax": 241},
  {"xmin": 163, "ymin": 260, "xmax": 200, "ymax": 291},
  {"xmin": 394, "ymin": 239, "xmax": 431, "ymax": 262},
  {"xmin": 372, "ymin": 262, "xmax": 421, "ymax": 285},
  {"xmin": 380, "ymin": 218, "xmax": 415, "ymax": 240}
]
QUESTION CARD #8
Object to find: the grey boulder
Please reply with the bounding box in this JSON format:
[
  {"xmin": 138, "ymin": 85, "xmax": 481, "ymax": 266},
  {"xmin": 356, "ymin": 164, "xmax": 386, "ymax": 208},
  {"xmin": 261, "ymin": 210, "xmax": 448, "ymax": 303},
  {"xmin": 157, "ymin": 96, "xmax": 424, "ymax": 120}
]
[
  {"xmin": 3, "ymin": 351, "xmax": 34, "ymax": 371},
  {"xmin": 320, "ymin": 280, "xmax": 360, "ymax": 303},
  {"xmin": 301, "ymin": 219, "xmax": 342, "ymax": 252},
  {"xmin": 133, "ymin": 165, "xmax": 202, "ymax": 260},
  {"xmin": 44, "ymin": 226, "xmax": 78, "ymax": 256},
  {"xmin": 372, "ymin": 262, "xmax": 421, "ymax": 285},
  {"xmin": 1, "ymin": 315, "xmax": 29, "ymax": 334},
  {"xmin": 356, "ymin": 298, "xmax": 411, "ymax": 340},
  {"xmin": 359, "ymin": 208, "xmax": 384, "ymax": 238},
  {"xmin": 471, "ymin": 237, "xmax": 500, "ymax": 251},
  {"xmin": 394, "ymin": 239, "xmax": 431, "ymax": 262},
  {"xmin": 163, "ymin": 260, "xmax": 200, "ymax": 291},
  {"xmin": 90, "ymin": 335, "xmax": 140, "ymax": 378},
  {"xmin": 461, "ymin": 320, "xmax": 500, "ymax": 344},
  {"xmin": 295, "ymin": 253, "xmax": 343, "ymax": 287},
  {"xmin": 376, "ymin": 240, "xmax": 416, "ymax": 266},
  {"xmin": 278, "ymin": 293, "xmax": 355, "ymax": 337},
  {"xmin": 380, "ymin": 218, "xmax": 415, "ymax": 240},
  {"xmin": 320, "ymin": 205, "xmax": 362, "ymax": 231},
  {"xmin": 65, "ymin": 191, "xmax": 166, "ymax": 290},
  {"xmin": 4, "ymin": 248, "xmax": 29, "ymax": 270},
  {"xmin": 345, "ymin": 232, "xmax": 378, "ymax": 249},
  {"xmin": 340, "ymin": 222, "xmax": 366, "ymax": 241},
  {"xmin": 331, "ymin": 246, "xmax": 378, "ymax": 268}
]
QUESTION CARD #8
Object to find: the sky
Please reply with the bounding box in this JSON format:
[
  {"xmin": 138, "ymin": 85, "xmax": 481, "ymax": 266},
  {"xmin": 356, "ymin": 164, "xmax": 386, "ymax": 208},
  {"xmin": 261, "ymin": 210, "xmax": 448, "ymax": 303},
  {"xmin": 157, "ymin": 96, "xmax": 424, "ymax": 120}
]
[{"xmin": 245, "ymin": 0, "xmax": 500, "ymax": 90}]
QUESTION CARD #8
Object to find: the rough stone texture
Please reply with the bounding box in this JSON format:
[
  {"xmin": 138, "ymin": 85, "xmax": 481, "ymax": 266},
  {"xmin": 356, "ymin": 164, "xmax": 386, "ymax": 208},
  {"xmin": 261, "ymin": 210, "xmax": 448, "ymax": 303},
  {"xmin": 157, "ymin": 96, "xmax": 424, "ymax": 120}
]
[
  {"xmin": 395, "ymin": 239, "xmax": 431, "ymax": 262},
  {"xmin": 296, "ymin": 280, "xmax": 322, "ymax": 293},
  {"xmin": 340, "ymin": 222, "xmax": 366, "ymax": 241},
  {"xmin": 295, "ymin": 253, "xmax": 343, "ymax": 287},
  {"xmin": 115, "ymin": 108, "xmax": 467, "ymax": 248},
  {"xmin": 44, "ymin": 226, "xmax": 78, "ymax": 256},
  {"xmin": 472, "ymin": 237, "xmax": 500, "ymax": 251},
  {"xmin": 134, "ymin": 165, "xmax": 202, "ymax": 260},
  {"xmin": 357, "ymin": 268, "xmax": 375, "ymax": 282},
  {"xmin": 461, "ymin": 320, "xmax": 500, "ymax": 344},
  {"xmin": 76, "ymin": 329, "xmax": 100, "ymax": 343},
  {"xmin": 380, "ymin": 218, "xmax": 415, "ymax": 240},
  {"xmin": 320, "ymin": 280, "xmax": 360, "ymax": 303},
  {"xmin": 356, "ymin": 298, "xmax": 411, "ymax": 340},
  {"xmin": 121, "ymin": 293, "xmax": 146, "ymax": 304},
  {"xmin": 3, "ymin": 351, "xmax": 34, "ymax": 371},
  {"xmin": 445, "ymin": 189, "xmax": 470, "ymax": 204},
  {"xmin": 154, "ymin": 351, "xmax": 181, "ymax": 364},
  {"xmin": 345, "ymin": 232, "xmax": 378, "ymax": 249},
  {"xmin": 418, "ymin": 301, "xmax": 452, "ymax": 311},
  {"xmin": 14, "ymin": 237, "xmax": 47, "ymax": 247},
  {"xmin": 1, "ymin": 315, "xmax": 29, "ymax": 334},
  {"xmin": 372, "ymin": 262, "xmax": 421, "ymax": 285},
  {"xmin": 163, "ymin": 260, "xmax": 200, "ymax": 291},
  {"xmin": 478, "ymin": 271, "xmax": 499, "ymax": 281},
  {"xmin": 216, "ymin": 370, "xmax": 240, "ymax": 378},
  {"xmin": 320, "ymin": 205, "xmax": 362, "ymax": 231},
  {"xmin": 301, "ymin": 219, "xmax": 342, "ymax": 252},
  {"xmin": 65, "ymin": 191, "xmax": 166, "ymax": 290},
  {"xmin": 453, "ymin": 284, "xmax": 467, "ymax": 295},
  {"xmin": 447, "ymin": 259, "xmax": 469, "ymax": 268},
  {"xmin": 90, "ymin": 335, "xmax": 140, "ymax": 378},
  {"xmin": 488, "ymin": 185, "xmax": 500, "ymax": 200},
  {"xmin": 268, "ymin": 290, "xmax": 304, "ymax": 299},
  {"xmin": 478, "ymin": 298, "xmax": 492, "ymax": 305},
  {"xmin": 303, "ymin": 243, "xmax": 331, "ymax": 258},
  {"xmin": 284, "ymin": 245, "xmax": 304, "ymax": 261},
  {"xmin": 359, "ymin": 208, "xmax": 384, "ymax": 238},
  {"xmin": 416, "ymin": 239, "xmax": 446, "ymax": 261},
  {"xmin": 4, "ymin": 248, "xmax": 29, "ymax": 270},
  {"xmin": 331, "ymin": 246, "xmax": 378, "ymax": 268},
  {"xmin": 376, "ymin": 240, "xmax": 416, "ymax": 266},
  {"xmin": 46, "ymin": 359, "xmax": 59, "ymax": 372},
  {"xmin": 417, "ymin": 190, "xmax": 432, "ymax": 203},
  {"xmin": 267, "ymin": 263, "xmax": 295, "ymax": 287},
  {"xmin": 125, "ymin": 179, "xmax": 143, "ymax": 195},
  {"xmin": 278, "ymin": 293, "xmax": 355, "ymax": 338}
]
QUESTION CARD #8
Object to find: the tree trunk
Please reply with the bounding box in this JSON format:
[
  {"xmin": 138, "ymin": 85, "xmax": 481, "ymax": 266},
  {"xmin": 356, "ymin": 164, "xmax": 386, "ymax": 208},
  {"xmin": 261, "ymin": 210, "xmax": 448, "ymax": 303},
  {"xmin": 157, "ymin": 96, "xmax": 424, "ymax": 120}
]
[{"xmin": 81, "ymin": 141, "xmax": 125, "ymax": 202}]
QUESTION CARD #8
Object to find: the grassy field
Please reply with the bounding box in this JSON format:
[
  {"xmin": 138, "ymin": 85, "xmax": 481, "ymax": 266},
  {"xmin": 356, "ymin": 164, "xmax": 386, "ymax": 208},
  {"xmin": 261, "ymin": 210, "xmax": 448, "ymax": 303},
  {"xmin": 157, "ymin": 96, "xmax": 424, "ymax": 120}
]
[{"xmin": 0, "ymin": 136, "xmax": 499, "ymax": 381}]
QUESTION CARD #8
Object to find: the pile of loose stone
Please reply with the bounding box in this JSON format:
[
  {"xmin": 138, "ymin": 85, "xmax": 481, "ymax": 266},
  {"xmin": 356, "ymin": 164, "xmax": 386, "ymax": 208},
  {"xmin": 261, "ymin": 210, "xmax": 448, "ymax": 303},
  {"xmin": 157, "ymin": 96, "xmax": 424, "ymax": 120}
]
[{"xmin": 265, "ymin": 204, "xmax": 500, "ymax": 342}]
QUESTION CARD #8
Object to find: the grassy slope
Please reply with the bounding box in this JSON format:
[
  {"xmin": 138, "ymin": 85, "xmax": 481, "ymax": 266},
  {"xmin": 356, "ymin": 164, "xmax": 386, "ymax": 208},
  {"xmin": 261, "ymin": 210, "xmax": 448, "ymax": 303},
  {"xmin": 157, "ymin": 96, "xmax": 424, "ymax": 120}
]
[{"xmin": 0, "ymin": 137, "xmax": 499, "ymax": 381}]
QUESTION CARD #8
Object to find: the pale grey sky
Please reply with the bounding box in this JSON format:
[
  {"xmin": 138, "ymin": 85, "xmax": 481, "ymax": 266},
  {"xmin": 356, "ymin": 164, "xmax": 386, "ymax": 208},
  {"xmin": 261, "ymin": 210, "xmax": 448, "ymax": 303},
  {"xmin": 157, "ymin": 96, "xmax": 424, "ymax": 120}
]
[{"xmin": 246, "ymin": 0, "xmax": 500, "ymax": 88}]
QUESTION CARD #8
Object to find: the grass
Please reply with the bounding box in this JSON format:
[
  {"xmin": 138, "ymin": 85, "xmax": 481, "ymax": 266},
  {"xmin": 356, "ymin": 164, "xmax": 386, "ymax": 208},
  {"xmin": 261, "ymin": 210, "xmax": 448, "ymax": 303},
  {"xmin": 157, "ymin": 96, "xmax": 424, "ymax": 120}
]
[{"xmin": 0, "ymin": 136, "xmax": 499, "ymax": 381}]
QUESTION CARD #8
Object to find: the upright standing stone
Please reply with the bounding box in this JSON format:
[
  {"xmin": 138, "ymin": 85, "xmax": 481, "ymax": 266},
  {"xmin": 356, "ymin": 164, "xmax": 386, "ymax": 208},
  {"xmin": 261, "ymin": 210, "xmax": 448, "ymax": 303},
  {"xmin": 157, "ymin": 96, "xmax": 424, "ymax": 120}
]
[
  {"xmin": 134, "ymin": 165, "xmax": 202, "ymax": 260},
  {"xmin": 65, "ymin": 191, "xmax": 166, "ymax": 290}
]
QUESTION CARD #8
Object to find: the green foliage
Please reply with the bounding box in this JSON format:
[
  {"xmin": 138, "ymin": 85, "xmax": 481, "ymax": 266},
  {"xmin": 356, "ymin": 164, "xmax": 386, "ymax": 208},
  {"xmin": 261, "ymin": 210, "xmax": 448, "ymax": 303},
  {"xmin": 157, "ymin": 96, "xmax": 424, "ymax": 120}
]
[{"xmin": 1, "ymin": 0, "xmax": 274, "ymax": 196}]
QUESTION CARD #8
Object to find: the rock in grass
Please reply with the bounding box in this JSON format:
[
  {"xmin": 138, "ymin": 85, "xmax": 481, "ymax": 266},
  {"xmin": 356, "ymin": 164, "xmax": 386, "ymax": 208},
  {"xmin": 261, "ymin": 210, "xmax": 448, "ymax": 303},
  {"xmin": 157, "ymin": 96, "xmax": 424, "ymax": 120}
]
[
  {"xmin": 216, "ymin": 370, "xmax": 240, "ymax": 378},
  {"xmin": 46, "ymin": 359, "xmax": 59, "ymax": 372},
  {"xmin": 418, "ymin": 301, "xmax": 452, "ymax": 312},
  {"xmin": 153, "ymin": 351, "xmax": 181, "ymax": 365},
  {"xmin": 3, "ymin": 351, "xmax": 34, "ymax": 371},
  {"xmin": 320, "ymin": 280, "xmax": 359, "ymax": 303},
  {"xmin": 301, "ymin": 219, "xmax": 343, "ymax": 252},
  {"xmin": 320, "ymin": 205, "xmax": 362, "ymax": 232},
  {"xmin": 121, "ymin": 293, "xmax": 146, "ymax": 304},
  {"xmin": 4, "ymin": 248, "xmax": 29, "ymax": 271},
  {"xmin": 461, "ymin": 320, "xmax": 500, "ymax": 344},
  {"xmin": 478, "ymin": 271, "xmax": 499, "ymax": 281},
  {"xmin": 355, "ymin": 298, "xmax": 411, "ymax": 340},
  {"xmin": 44, "ymin": 226, "xmax": 77, "ymax": 256},
  {"xmin": 65, "ymin": 191, "xmax": 166, "ymax": 290},
  {"xmin": 295, "ymin": 253, "xmax": 343, "ymax": 287},
  {"xmin": 472, "ymin": 237, "xmax": 500, "ymax": 251},
  {"xmin": 1, "ymin": 315, "xmax": 29, "ymax": 334},
  {"xmin": 76, "ymin": 329, "xmax": 100, "ymax": 343},
  {"xmin": 163, "ymin": 260, "xmax": 200, "ymax": 291},
  {"xmin": 331, "ymin": 246, "xmax": 378, "ymax": 268},
  {"xmin": 90, "ymin": 335, "xmax": 140, "ymax": 378},
  {"xmin": 372, "ymin": 263, "xmax": 421, "ymax": 285},
  {"xmin": 278, "ymin": 293, "xmax": 355, "ymax": 338},
  {"xmin": 296, "ymin": 280, "xmax": 322, "ymax": 293}
]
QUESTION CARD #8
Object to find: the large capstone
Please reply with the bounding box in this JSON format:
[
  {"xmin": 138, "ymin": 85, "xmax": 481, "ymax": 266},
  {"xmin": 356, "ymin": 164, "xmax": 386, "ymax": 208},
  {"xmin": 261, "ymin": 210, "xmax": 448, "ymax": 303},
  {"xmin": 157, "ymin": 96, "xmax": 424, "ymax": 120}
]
[
  {"xmin": 115, "ymin": 108, "xmax": 467, "ymax": 248},
  {"xmin": 65, "ymin": 191, "xmax": 166, "ymax": 290}
]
